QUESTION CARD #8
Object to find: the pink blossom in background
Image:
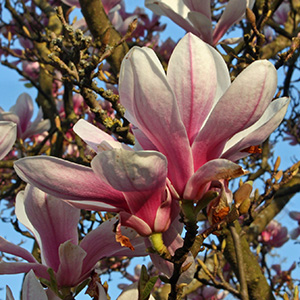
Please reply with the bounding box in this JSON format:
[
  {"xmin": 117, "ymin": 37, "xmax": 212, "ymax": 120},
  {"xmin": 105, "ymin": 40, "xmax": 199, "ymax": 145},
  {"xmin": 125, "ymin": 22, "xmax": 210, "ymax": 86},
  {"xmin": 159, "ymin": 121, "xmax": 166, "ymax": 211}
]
[
  {"xmin": 21, "ymin": 61, "xmax": 40, "ymax": 81},
  {"xmin": 271, "ymin": 262, "xmax": 296, "ymax": 287},
  {"xmin": 273, "ymin": 0, "xmax": 290, "ymax": 25},
  {"xmin": 145, "ymin": 0, "xmax": 254, "ymax": 45},
  {"xmin": 0, "ymin": 93, "xmax": 50, "ymax": 140},
  {"xmin": 259, "ymin": 220, "xmax": 289, "ymax": 248},
  {"xmin": 0, "ymin": 185, "xmax": 146, "ymax": 287}
]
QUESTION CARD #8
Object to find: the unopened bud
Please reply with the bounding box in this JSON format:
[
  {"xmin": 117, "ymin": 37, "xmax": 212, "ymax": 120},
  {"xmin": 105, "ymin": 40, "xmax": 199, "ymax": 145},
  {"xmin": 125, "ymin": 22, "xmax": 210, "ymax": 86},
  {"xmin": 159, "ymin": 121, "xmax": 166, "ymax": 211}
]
[
  {"xmin": 256, "ymin": 244, "xmax": 261, "ymax": 255},
  {"xmin": 181, "ymin": 262, "xmax": 193, "ymax": 273},
  {"xmin": 274, "ymin": 170, "xmax": 283, "ymax": 182},
  {"xmin": 234, "ymin": 181, "xmax": 253, "ymax": 207},
  {"xmin": 22, "ymin": 26, "xmax": 31, "ymax": 38},
  {"xmin": 254, "ymin": 188, "xmax": 260, "ymax": 200},
  {"xmin": 213, "ymin": 253, "xmax": 219, "ymax": 268},
  {"xmin": 212, "ymin": 241, "xmax": 217, "ymax": 250},
  {"xmin": 290, "ymin": 161, "xmax": 300, "ymax": 172},
  {"xmin": 246, "ymin": 8, "xmax": 256, "ymax": 28},
  {"xmin": 128, "ymin": 18, "xmax": 138, "ymax": 34},
  {"xmin": 7, "ymin": 31, "xmax": 12, "ymax": 43},
  {"xmin": 221, "ymin": 239, "xmax": 226, "ymax": 252},
  {"xmin": 292, "ymin": 168, "xmax": 299, "ymax": 177},
  {"xmin": 238, "ymin": 198, "xmax": 251, "ymax": 215},
  {"xmin": 239, "ymin": 178, "xmax": 243, "ymax": 187},
  {"xmin": 274, "ymin": 156, "xmax": 281, "ymax": 171},
  {"xmin": 55, "ymin": 115, "xmax": 61, "ymax": 130},
  {"xmin": 283, "ymin": 293, "xmax": 289, "ymax": 300}
]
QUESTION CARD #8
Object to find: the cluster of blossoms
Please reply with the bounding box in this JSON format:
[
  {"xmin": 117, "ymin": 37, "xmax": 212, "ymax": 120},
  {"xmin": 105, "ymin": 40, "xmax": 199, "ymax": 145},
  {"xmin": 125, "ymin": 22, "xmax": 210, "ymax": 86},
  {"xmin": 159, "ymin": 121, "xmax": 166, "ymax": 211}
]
[{"xmin": 0, "ymin": 0, "xmax": 299, "ymax": 299}]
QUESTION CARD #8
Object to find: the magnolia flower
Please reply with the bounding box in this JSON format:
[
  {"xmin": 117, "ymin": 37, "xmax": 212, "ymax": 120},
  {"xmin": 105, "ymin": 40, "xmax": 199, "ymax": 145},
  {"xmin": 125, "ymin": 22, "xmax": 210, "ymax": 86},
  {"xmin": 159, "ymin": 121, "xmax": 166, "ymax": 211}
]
[
  {"xmin": 14, "ymin": 146, "xmax": 173, "ymax": 237},
  {"xmin": 0, "ymin": 185, "xmax": 146, "ymax": 288},
  {"xmin": 145, "ymin": 0, "xmax": 254, "ymax": 45},
  {"xmin": 0, "ymin": 93, "xmax": 50, "ymax": 140},
  {"xmin": 0, "ymin": 121, "xmax": 17, "ymax": 160},
  {"xmin": 271, "ymin": 262, "xmax": 296, "ymax": 287},
  {"xmin": 15, "ymin": 33, "xmax": 289, "ymax": 231},
  {"xmin": 119, "ymin": 33, "xmax": 289, "ymax": 202},
  {"xmin": 259, "ymin": 220, "xmax": 289, "ymax": 248}
]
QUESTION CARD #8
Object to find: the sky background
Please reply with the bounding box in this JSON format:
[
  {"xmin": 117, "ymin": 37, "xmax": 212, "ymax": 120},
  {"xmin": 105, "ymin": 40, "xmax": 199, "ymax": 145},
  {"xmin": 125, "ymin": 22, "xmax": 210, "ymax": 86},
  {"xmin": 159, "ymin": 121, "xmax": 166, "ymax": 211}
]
[{"xmin": 0, "ymin": 1, "xmax": 300, "ymax": 299}]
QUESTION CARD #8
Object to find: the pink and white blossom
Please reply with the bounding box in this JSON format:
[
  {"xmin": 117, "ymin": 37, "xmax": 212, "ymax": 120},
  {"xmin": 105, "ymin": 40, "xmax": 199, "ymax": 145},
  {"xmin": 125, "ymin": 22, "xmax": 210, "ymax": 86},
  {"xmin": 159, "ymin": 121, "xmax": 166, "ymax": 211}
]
[
  {"xmin": 0, "ymin": 93, "xmax": 50, "ymax": 140},
  {"xmin": 259, "ymin": 220, "xmax": 289, "ymax": 248},
  {"xmin": 14, "ymin": 148, "xmax": 173, "ymax": 236},
  {"xmin": 0, "ymin": 185, "xmax": 146, "ymax": 287},
  {"xmin": 119, "ymin": 33, "xmax": 289, "ymax": 201},
  {"xmin": 145, "ymin": 0, "xmax": 255, "ymax": 45},
  {"xmin": 14, "ymin": 32, "xmax": 289, "ymax": 232}
]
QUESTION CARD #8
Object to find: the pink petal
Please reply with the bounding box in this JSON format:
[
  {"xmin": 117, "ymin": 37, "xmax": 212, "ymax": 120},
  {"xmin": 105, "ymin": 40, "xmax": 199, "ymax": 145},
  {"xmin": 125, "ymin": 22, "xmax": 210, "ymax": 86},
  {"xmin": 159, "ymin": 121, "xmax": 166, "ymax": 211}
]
[
  {"xmin": 187, "ymin": 11, "xmax": 213, "ymax": 44},
  {"xmin": 14, "ymin": 156, "xmax": 126, "ymax": 209},
  {"xmin": 102, "ymin": 0, "xmax": 122, "ymax": 13},
  {"xmin": 10, "ymin": 93, "xmax": 33, "ymax": 134},
  {"xmin": 56, "ymin": 241, "xmax": 87, "ymax": 287},
  {"xmin": 222, "ymin": 97, "xmax": 289, "ymax": 161},
  {"xmin": 6, "ymin": 286, "xmax": 15, "ymax": 300},
  {"xmin": 153, "ymin": 189, "xmax": 173, "ymax": 233},
  {"xmin": 91, "ymin": 149, "xmax": 170, "ymax": 230},
  {"xmin": 15, "ymin": 190, "xmax": 41, "ymax": 249},
  {"xmin": 80, "ymin": 217, "xmax": 146, "ymax": 275},
  {"xmin": 22, "ymin": 186, "xmax": 80, "ymax": 272},
  {"xmin": 119, "ymin": 46, "xmax": 193, "ymax": 194},
  {"xmin": 289, "ymin": 211, "xmax": 300, "ymax": 221},
  {"xmin": 91, "ymin": 149, "xmax": 167, "ymax": 192},
  {"xmin": 132, "ymin": 127, "xmax": 157, "ymax": 151},
  {"xmin": 290, "ymin": 228, "xmax": 300, "ymax": 240},
  {"xmin": 67, "ymin": 200, "xmax": 121, "ymax": 212},
  {"xmin": 145, "ymin": 0, "xmax": 199, "ymax": 35},
  {"xmin": 0, "ymin": 236, "xmax": 37, "ymax": 263},
  {"xmin": 192, "ymin": 60, "xmax": 278, "ymax": 170},
  {"xmin": 183, "ymin": 0, "xmax": 211, "ymax": 18},
  {"xmin": 73, "ymin": 119, "xmax": 115, "ymax": 152},
  {"xmin": 184, "ymin": 159, "xmax": 245, "ymax": 201},
  {"xmin": 119, "ymin": 212, "xmax": 152, "ymax": 236},
  {"xmin": 213, "ymin": 0, "xmax": 247, "ymax": 45},
  {"xmin": 0, "ymin": 113, "xmax": 21, "ymax": 137},
  {"xmin": 22, "ymin": 270, "xmax": 48, "ymax": 300},
  {"xmin": 0, "ymin": 121, "xmax": 16, "ymax": 160},
  {"xmin": 0, "ymin": 262, "xmax": 49, "ymax": 280},
  {"xmin": 22, "ymin": 109, "xmax": 50, "ymax": 139},
  {"xmin": 167, "ymin": 33, "xmax": 217, "ymax": 143}
]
